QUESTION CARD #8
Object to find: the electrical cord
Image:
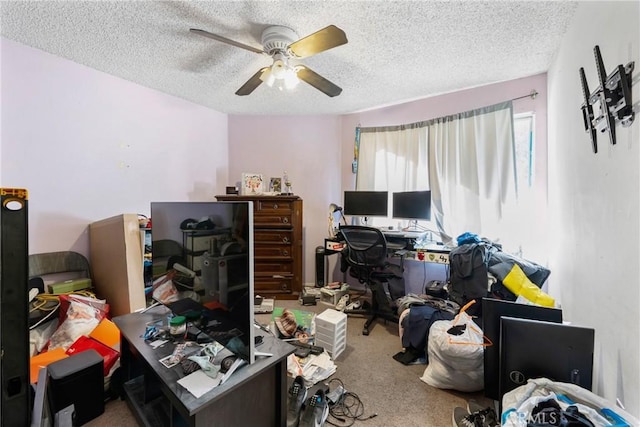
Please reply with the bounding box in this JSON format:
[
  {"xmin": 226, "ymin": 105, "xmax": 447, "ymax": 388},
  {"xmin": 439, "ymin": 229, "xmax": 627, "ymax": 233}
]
[
  {"xmin": 29, "ymin": 290, "xmax": 97, "ymax": 330},
  {"xmin": 325, "ymin": 378, "xmax": 377, "ymax": 426}
]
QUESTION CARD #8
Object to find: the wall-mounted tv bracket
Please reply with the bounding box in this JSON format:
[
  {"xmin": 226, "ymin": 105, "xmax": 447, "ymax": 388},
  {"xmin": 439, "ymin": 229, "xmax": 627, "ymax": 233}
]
[{"xmin": 580, "ymin": 45, "xmax": 635, "ymax": 153}]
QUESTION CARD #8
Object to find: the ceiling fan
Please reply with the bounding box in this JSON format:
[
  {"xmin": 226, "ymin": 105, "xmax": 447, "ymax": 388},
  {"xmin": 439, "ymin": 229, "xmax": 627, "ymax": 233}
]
[{"xmin": 189, "ymin": 24, "xmax": 348, "ymax": 97}]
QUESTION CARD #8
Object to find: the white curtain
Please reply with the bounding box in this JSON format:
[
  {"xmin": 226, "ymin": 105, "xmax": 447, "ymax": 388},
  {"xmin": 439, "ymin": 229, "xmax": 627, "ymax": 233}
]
[
  {"xmin": 429, "ymin": 102, "xmax": 516, "ymax": 242},
  {"xmin": 356, "ymin": 101, "xmax": 516, "ymax": 244},
  {"xmin": 357, "ymin": 125, "xmax": 429, "ymax": 192}
]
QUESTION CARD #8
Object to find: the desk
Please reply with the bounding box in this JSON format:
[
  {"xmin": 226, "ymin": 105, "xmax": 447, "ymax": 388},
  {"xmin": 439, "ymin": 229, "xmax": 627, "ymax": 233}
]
[
  {"xmin": 114, "ymin": 306, "xmax": 294, "ymax": 427},
  {"xmin": 324, "ymin": 236, "xmax": 451, "ymax": 265}
]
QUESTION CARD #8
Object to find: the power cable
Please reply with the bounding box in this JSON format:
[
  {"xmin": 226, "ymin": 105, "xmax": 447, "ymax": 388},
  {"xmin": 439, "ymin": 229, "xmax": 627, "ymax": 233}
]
[{"xmin": 325, "ymin": 378, "xmax": 377, "ymax": 426}]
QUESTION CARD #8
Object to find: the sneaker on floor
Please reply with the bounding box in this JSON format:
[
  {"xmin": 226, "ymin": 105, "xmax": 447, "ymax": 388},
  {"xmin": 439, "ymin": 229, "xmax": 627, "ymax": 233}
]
[
  {"xmin": 467, "ymin": 399, "xmax": 500, "ymax": 427},
  {"xmin": 477, "ymin": 407, "xmax": 499, "ymax": 427},
  {"xmin": 299, "ymin": 389, "xmax": 329, "ymax": 427},
  {"xmin": 287, "ymin": 375, "xmax": 307, "ymax": 427},
  {"xmin": 345, "ymin": 300, "xmax": 362, "ymax": 310},
  {"xmin": 467, "ymin": 399, "xmax": 488, "ymax": 414},
  {"xmin": 452, "ymin": 406, "xmax": 484, "ymax": 427},
  {"xmin": 335, "ymin": 294, "xmax": 349, "ymax": 311}
]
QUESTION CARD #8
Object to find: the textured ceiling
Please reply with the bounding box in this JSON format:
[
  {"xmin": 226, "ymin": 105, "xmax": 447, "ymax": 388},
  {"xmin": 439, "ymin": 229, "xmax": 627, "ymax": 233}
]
[{"xmin": 1, "ymin": 1, "xmax": 579, "ymax": 115}]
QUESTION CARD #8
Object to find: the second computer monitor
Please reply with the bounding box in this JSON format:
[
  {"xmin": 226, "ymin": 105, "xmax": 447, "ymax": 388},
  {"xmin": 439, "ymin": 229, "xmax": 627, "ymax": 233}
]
[{"xmin": 392, "ymin": 190, "xmax": 431, "ymax": 221}]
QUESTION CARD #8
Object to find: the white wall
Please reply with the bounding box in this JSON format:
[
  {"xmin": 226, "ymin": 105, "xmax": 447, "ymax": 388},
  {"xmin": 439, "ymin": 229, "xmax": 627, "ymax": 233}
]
[
  {"xmin": 547, "ymin": 1, "xmax": 639, "ymax": 415},
  {"xmin": 227, "ymin": 115, "xmax": 343, "ymax": 287},
  {"xmin": 1, "ymin": 38, "xmax": 229, "ymax": 257}
]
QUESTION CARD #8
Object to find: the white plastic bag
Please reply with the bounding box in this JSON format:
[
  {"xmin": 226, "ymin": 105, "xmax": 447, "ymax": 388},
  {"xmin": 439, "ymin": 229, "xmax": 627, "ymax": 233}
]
[
  {"xmin": 420, "ymin": 301, "xmax": 488, "ymax": 392},
  {"xmin": 501, "ymin": 378, "xmax": 640, "ymax": 427}
]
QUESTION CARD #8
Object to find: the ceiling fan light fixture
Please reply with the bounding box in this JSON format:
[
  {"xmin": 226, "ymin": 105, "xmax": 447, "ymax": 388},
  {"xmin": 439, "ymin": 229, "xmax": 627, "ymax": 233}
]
[
  {"xmin": 193, "ymin": 24, "xmax": 347, "ymax": 97},
  {"xmin": 264, "ymin": 54, "xmax": 299, "ymax": 90},
  {"xmin": 283, "ymin": 68, "xmax": 300, "ymax": 90}
]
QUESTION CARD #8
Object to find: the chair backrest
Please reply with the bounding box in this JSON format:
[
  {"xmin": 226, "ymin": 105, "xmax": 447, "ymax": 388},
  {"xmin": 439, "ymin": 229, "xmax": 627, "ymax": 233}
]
[
  {"xmin": 339, "ymin": 226, "xmax": 388, "ymax": 269},
  {"xmin": 28, "ymin": 251, "xmax": 91, "ymax": 280}
]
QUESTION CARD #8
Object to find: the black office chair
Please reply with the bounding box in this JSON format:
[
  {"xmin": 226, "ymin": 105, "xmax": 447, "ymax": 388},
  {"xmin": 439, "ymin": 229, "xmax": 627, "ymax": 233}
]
[{"xmin": 339, "ymin": 225, "xmax": 405, "ymax": 335}]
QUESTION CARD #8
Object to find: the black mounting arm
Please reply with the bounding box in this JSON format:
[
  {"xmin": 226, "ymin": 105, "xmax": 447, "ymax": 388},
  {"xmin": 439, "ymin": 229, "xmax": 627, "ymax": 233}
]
[
  {"xmin": 579, "ymin": 45, "xmax": 635, "ymax": 152},
  {"xmin": 594, "ymin": 45, "xmax": 617, "ymax": 146},
  {"xmin": 580, "ymin": 67, "xmax": 598, "ymax": 153}
]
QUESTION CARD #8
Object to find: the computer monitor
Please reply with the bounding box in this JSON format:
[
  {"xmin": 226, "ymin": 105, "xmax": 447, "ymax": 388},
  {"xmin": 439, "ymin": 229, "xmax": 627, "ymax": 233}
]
[
  {"xmin": 482, "ymin": 298, "xmax": 563, "ymax": 401},
  {"xmin": 151, "ymin": 201, "xmax": 256, "ymax": 364},
  {"xmin": 392, "ymin": 190, "xmax": 431, "ymax": 221},
  {"xmin": 499, "ymin": 317, "xmax": 594, "ymax": 399},
  {"xmin": 343, "ymin": 191, "xmax": 389, "ymax": 217},
  {"xmin": 31, "ymin": 367, "xmax": 53, "ymax": 427}
]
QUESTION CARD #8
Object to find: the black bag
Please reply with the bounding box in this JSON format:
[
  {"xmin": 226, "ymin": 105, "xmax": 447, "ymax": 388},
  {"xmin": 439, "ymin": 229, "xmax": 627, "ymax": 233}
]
[
  {"xmin": 424, "ymin": 280, "xmax": 448, "ymax": 299},
  {"xmin": 448, "ymin": 243, "xmax": 490, "ymax": 315}
]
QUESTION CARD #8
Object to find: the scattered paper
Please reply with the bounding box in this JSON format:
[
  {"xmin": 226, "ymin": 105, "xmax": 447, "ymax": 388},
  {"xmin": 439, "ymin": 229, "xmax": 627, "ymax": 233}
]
[
  {"xmin": 177, "ymin": 370, "xmax": 221, "ymax": 398},
  {"xmin": 150, "ymin": 339, "xmax": 168, "ymax": 349}
]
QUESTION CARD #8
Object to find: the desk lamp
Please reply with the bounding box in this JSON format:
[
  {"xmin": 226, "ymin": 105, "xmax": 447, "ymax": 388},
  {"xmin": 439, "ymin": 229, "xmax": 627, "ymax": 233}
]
[{"xmin": 328, "ymin": 203, "xmax": 346, "ymax": 237}]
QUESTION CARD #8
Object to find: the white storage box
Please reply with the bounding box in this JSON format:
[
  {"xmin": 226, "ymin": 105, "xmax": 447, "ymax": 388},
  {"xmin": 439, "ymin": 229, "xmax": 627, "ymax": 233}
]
[
  {"xmin": 315, "ymin": 309, "xmax": 347, "ymax": 359},
  {"xmin": 319, "ymin": 285, "xmax": 349, "ymax": 307}
]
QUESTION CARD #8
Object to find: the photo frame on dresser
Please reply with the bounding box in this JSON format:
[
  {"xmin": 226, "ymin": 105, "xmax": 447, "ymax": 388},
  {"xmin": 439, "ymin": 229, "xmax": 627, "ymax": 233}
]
[
  {"xmin": 269, "ymin": 177, "xmax": 282, "ymax": 193},
  {"xmin": 241, "ymin": 173, "xmax": 264, "ymax": 195}
]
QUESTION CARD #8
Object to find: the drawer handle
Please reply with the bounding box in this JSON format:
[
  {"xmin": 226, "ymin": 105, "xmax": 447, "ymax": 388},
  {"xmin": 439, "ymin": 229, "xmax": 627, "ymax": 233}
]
[
  {"xmin": 281, "ymin": 282, "xmax": 287, "ymax": 291},
  {"xmin": 282, "ymin": 236, "xmax": 290, "ymax": 243},
  {"xmin": 282, "ymin": 217, "xmax": 289, "ymax": 224},
  {"xmin": 273, "ymin": 203, "xmax": 278, "ymax": 210},
  {"xmin": 273, "ymin": 275, "xmax": 285, "ymax": 279},
  {"xmin": 282, "ymin": 250, "xmax": 289, "ymax": 256}
]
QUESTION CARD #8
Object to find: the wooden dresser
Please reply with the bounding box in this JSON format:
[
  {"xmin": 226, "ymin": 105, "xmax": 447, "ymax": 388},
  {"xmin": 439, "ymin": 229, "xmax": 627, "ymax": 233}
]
[{"xmin": 215, "ymin": 195, "xmax": 303, "ymax": 299}]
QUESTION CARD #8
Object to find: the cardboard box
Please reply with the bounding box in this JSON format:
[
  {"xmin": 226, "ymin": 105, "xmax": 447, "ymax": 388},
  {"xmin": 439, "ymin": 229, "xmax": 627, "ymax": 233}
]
[{"xmin": 320, "ymin": 285, "xmax": 349, "ymax": 306}]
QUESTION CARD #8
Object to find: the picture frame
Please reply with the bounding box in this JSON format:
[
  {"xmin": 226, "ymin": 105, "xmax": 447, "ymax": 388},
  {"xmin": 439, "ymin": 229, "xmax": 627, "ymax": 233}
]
[
  {"xmin": 241, "ymin": 173, "xmax": 264, "ymax": 195},
  {"xmin": 269, "ymin": 177, "xmax": 282, "ymax": 193}
]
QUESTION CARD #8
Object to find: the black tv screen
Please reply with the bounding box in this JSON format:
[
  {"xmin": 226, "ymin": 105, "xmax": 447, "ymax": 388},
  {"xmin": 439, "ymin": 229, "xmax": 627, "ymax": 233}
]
[
  {"xmin": 499, "ymin": 317, "xmax": 594, "ymax": 399},
  {"xmin": 392, "ymin": 190, "xmax": 431, "ymax": 221},
  {"xmin": 343, "ymin": 191, "xmax": 388, "ymax": 217},
  {"xmin": 151, "ymin": 201, "xmax": 256, "ymax": 363},
  {"xmin": 482, "ymin": 298, "xmax": 563, "ymax": 401}
]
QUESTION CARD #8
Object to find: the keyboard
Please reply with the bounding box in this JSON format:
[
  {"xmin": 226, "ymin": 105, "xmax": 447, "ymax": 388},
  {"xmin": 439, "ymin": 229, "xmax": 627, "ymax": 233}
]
[
  {"xmin": 387, "ymin": 241, "xmax": 407, "ymax": 250},
  {"xmin": 382, "ymin": 229, "xmax": 426, "ymax": 239}
]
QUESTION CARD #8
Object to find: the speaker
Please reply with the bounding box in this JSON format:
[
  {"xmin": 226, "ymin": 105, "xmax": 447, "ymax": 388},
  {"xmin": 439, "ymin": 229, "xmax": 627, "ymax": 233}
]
[
  {"xmin": 315, "ymin": 246, "xmax": 326, "ymax": 287},
  {"xmin": 0, "ymin": 188, "xmax": 30, "ymax": 427},
  {"xmin": 48, "ymin": 349, "xmax": 105, "ymax": 425}
]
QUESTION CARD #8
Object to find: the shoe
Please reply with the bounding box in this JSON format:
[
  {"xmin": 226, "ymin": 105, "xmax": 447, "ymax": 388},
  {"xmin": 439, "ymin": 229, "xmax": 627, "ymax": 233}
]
[
  {"xmin": 345, "ymin": 300, "xmax": 362, "ymax": 310},
  {"xmin": 453, "ymin": 405, "xmax": 499, "ymax": 427},
  {"xmin": 286, "ymin": 376, "xmax": 307, "ymax": 427},
  {"xmin": 335, "ymin": 294, "xmax": 349, "ymax": 311},
  {"xmin": 452, "ymin": 406, "xmax": 484, "ymax": 427},
  {"xmin": 466, "ymin": 399, "xmax": 486, "ymax": 414},
  {"xmin": 299, "ymin": 389, "xmax": 329, "ymax": 427}
]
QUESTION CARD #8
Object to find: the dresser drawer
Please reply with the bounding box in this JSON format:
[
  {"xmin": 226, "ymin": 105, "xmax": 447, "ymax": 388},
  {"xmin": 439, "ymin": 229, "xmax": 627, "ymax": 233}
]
[
  {"xmin": 254, "ymin": 260, "xmax": 293, "ymax": 275},
  {"xmin": 253, "ymin": 213, "xmax": 294, "ymax": 228},
  {"xmin": 255, "ymin": 199, "xmax": 293, "ymax": 214},
  {"xmin": 255, "ymin": 230, "xmax": 293, "ymax": 245},
  {"xmin": 254, "ymin": 200, "xmax": 296, "ymax": 228},
  {"xmin": 254, "ymin": 245, "xmax": 293, "ymax": 259},
  {"xmin": 255, "ymin": 275, "xmax": 293, "ymax": 293}
]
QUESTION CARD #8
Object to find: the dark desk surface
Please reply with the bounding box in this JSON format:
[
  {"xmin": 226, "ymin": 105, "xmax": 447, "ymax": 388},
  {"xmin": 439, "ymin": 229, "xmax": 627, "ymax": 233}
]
[{"xmin": 114, "ymin": 305, "xmax": 294, "ymax": 417}]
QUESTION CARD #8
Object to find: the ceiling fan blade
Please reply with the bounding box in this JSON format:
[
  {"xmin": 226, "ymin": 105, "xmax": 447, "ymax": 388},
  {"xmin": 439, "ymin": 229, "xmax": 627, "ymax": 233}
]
[
  {"xmin": 288, "ymin": 25, "xmax": 348, "ymax": 58},
  {"xmin": 190, "ymin": 28, "xmax": 264, "ymax": 55},
  {"xmin": 296, "ymin": 66, "xmax": 342, "ymax": 97},
  {"xmin": 235, "ymin": 67, "xmax": 270, "ymax": 96}
]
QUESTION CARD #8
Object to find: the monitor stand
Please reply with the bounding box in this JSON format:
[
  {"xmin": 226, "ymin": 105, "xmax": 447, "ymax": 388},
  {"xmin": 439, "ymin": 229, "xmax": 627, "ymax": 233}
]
[{"xmin": 403, "ymin": 220, "xmax": 421, "ymax": 231}]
